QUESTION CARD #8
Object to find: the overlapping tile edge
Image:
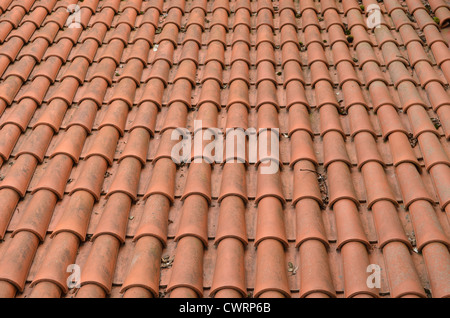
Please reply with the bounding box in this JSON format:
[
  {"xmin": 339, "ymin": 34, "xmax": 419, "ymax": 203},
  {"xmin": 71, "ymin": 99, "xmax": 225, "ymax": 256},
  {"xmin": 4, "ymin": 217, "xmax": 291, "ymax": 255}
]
[{"xmin": 0, "ymin": 0, "xmax": 448, "ymax": 298}]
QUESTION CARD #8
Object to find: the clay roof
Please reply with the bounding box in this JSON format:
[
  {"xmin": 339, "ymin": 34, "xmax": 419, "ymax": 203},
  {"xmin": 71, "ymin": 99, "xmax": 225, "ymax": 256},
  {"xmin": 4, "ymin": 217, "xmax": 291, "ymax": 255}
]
[{"xmin": 0, "ymin": 0, "xmax": 449, "ymax": 298}]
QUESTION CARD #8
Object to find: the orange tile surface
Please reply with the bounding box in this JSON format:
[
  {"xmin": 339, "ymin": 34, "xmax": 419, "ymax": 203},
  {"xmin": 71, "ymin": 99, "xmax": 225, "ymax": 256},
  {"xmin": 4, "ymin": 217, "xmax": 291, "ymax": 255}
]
[{"xmin": 0, "ymin": 0, "xmax": 449, "ymax": 298}]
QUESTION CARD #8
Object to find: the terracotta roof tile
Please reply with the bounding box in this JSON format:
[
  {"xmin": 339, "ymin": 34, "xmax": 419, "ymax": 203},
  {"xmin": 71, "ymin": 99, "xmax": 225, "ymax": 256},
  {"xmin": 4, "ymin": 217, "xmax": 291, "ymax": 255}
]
[{"xmin": 0, "ymin": 0, "xmax": 449, "ymax": 299}]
